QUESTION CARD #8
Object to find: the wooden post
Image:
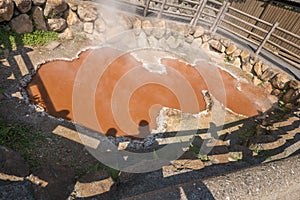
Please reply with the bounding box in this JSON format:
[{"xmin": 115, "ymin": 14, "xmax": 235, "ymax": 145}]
[
  {"xmin": 158, "ymin": 0, "xmax": 167, "ymax": 19},
  {"xmin": 255, "ymin": 22, "xmax": 279, "ymax": 55},
  {"xmin": 190, "ymin": 0, "xmax": 207, "ymax": 27},
  {"xmin": 144, "ymin": 0, "xmax": 151, "ymax": 17},
  {"xmin": 210, "ymin": 2, "xmax": 230, "ymax": 34}
]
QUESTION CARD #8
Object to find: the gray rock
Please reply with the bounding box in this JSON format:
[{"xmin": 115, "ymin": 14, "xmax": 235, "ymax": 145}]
[
  {"xmin": 77, "ymin": 3, "xmax": 98, "ymax": 22},
  {"xmin": 10, "ymin": 14, "xmax": 33, "ymax": 33},
  {"xmin": 32, "ymin": 6, "xmax": 47, "ymax": 31},
  {"xmin": 191, "ymin": 37, "xmax": 202, "ymax": 48},
  {"xmin": 152, "ymin": 20, "xmax": 166, "ymax": 39},
  {"xmin": 118, "ymin": 14, "xmax": 132, "ymax": 29},
  {"xmin": 94, "ymin": 17, "xmax": 106, "ymax": 33},
  {"xmin": 44, "ymin": 0, "xmax": 68, "ymax": 18},
  {"xmin": 0, "ymin": 0, "xmax": 14, "ymax": 22},
  {"xmin": 14, "ymin": 0, "xmax": 32, "ymax": 14},
  {"xmin": 0, "ymin": 180, "xmax": 35, "ymax": 200},
  {"xmin": 142, "ymin": 20, "xmax": 153, "ymax": 35},
  {"xmin": 47, "ymin": 18, "xmax": 67, "ymax": 32},
  {"xmin": 83, "ymin": 22, "xmax": 93, "ymax": 34}
]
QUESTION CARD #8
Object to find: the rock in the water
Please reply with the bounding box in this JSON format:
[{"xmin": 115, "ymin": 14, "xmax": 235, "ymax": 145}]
[
  {"xmin": 271, "ymin": 73, "xmax": 290, "ymax": 89},
  {"xmin": 209, "ymin": 40, "xmax": 225, "ymax": 53},
  {"xmin": 0, "ymin": 0, "xmax": 14, "ymax": 22},
  {"xmin": 77, "ymin": 3, "xmax": 98, "ymax": 22},
  {"xmin": 232, "ymin": 57, "xmax": 241, "ymax": 68},
  {"xmin": 0, "ymin": 146, "xmax": 29, "ymax": 177},
  {"xmin": 220, "ymin": 38, "xmax": 231, "ymax": 47},
  {"xmin": 185, "ymin": 34, "xmax": 194, "ymax": 43},
  {"xmin": 33, "ymin": 0, "xmax": 46, "ymax": 6},
  {"xmin": 32, "ymin": 6, "xmax": 47, "ymax": 31},
  {"xmin": 58, "ymin": 27, "xmax": 73, "ymax": 39},
  {"xmin": 44, "ymin": 0, "xmax": 68, "ymax": 17},
  {"xmin": 225, "ymin": 44, "xmax": 237, "ymax": 54},
  {"xmin": 193, "ymin": 26, "xmax": 204, "ymax": 38},
  {"xmin": 66, "ymin": 9, "xmax": 79, "ymax": 26},
  {"xmin": 14, "ymin": 0, "xmax": 32, "ymax": 14},
  {"xmin": 191, "ymin": 37, "xmax": 202, "ymax": 48},
  {"xmin": 47, "ymin": 18, "xmax": 67, "ymax": 32},
  {"xmin": 83, "ymin": 22, "xmax": 93, "ymax": 33},
  {"xmin": 10, "ymin": 14, "xmax": 33, "ymax": 33},
  {"xmin": 202, "ymin": 33, "xmax": 211, "ymax": 42},
  {"xmin": 142, "ymin": 20, "xmax": 153, "ymax": 35},
  {"xmin": 94, "ymin": 17, "xmax": 106, "ymax": 33}
]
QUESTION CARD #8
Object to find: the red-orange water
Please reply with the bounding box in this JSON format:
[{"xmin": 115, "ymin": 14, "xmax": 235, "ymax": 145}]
[{"xmin": 26, "ymin": 48, "xmax": 272, "ymax": 137}]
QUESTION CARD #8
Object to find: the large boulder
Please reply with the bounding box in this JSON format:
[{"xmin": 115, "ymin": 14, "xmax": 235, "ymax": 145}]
[
  {"xmin": 47, "ymin": 18, "xmax": 67, "ymax": 32},
  {"xmin": 14, "ymin": 0, "xmax": 32, "ymax": 14},
  {"xmin": 10, "ymin": 14, "xmax": 33, "ymax": 33},
  {"xmin": 44, "ymin": 0, "xmax": 68, "ymax": 17},
  {"xmin": 271, "ymin": 73, "xmax": 290, "ymax": 89},
  {"xmin": 0, "ymin": 0, "xmax": 14, "ymax": 22},
  {"xmin": 77, "ymin": 2, "xmax": 98, "ymax": 22},
  {"xmin": 32, "ymin": 6, "xmax": 47, "ymax": 31}
]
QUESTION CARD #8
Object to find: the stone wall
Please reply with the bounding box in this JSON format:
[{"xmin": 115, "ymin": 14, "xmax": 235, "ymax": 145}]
[{"xmin": 0, "ymin": 0, "xmax": 105, "ymax": 39}]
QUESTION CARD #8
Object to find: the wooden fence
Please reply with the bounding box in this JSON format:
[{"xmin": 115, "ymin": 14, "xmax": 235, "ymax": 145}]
[{"xmin": 111, "ymin": 0, "xmax": 300, "ymax": 66}]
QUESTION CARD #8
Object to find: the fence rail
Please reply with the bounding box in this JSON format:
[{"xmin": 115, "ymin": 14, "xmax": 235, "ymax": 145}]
[{"xmin": 110, "ymin": 0, "xmax": 300, "ymax": 67}]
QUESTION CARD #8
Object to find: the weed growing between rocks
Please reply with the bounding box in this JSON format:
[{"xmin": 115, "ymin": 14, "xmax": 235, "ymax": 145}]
[
  {"xmin": 0, "ymin": 29, "xmax": 58, "ymax": 50},
  {"xmin": 0, "ymin": 119, "xmax": 45, "ymax": 167}
]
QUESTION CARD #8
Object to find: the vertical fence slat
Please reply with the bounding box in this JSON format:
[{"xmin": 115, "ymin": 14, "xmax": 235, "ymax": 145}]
[
  {"xmin": 210, "ymin": 2, "xmax": 230, "ymax": 34},
  {"xmin": 144, "ymin": 0, "xmax": 151, "ymax": 17},
  {"xmin": 158, "ymin": 0, "xmax": 167, "ymax": 19},
  {"xmin": 256, "ymin": 22, "xmax": 279, "ymax": 55},
  {"xmin": 190, "ymin": 0, "xmax": 207, "ymax": 27}
]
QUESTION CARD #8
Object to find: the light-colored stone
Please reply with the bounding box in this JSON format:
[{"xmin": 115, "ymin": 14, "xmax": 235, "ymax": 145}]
[
  {"xmin": 202, "ymin": 34, "xmax": 211, "ymax": 42},
  {"xmin": 32, "ymin": 6, "xmax": 47, "ymax": 31},
  {"xmin": 262, "ymin": 81, "xmax": 273, "ymax": 94},
  {"xmin": 33, "ymin": 0, "xmax": 46, "ymax": 6},
  {"xmin": 240, "ymin": 50, "xmax": 250, "ymax": 62},
  {"xmin": 142, "ymin": 20, "xmax": 153, "ymax": 35},
  {"xmin": 209, "ymin": 40, "xmax": 225, "ymax": 53},
  {"xmin": 94, "ymin": 17, "xmax": 106, "ymax": 33},
  {"xmin": 133, "ymin": 16, "xmax": 142, "ymax": 35},
  {"xmin": 58, "ymin": 27, "xmax": 73, "ymax": 40},
  {"xmin": 118, "ymin": 14, "xmax": 132, "ymax": 29},
  {"xmin": 10, "ymin": 14, "xmax": 33, "ymax": 33},
  {"xmin": 185, "ymin": 35, "xmax": 194, "ymax": 43},
  {"xmin": 253, "ymin": 76, "xmax": 262, "ymax": 86},
  {"xmin": 261, "ymin": 69, "xmax": 277, "ymax": 81},
  {"xmin": 225, "ymin": 44, "xmax": 237, "ymax": 54},
  {"xmin": 272, "ymin": 89, "xmax": 281, "ymax": 96},
  {"xmin": 241, "ymin": 62, "xmax": 253, "ymax": 73},
  {"xmin": 66, "ymin": 9, "xmax": 79, "ymax": 26},
  {"xmin": 66, "ymin": 0, "xmax": 77, "ymax": 11},
  {"xmin": 271, "ymin": 73, "xmax": 290, "ymax": 89},
  {"xmin": 201, "ymin": 42, "xmax": 210, "ymax": 50},
  {"xmin": 170, "ymin": 159, "xmax": 204, "ymax": 170},
  {"xmin": 193, "ymin": 26, "xmax": 204, "ymax": 38},
  {"xmin": 77, "ymin": 3, "xmax": 98, "ymax": 22},
  {"xmin": 153, "ymin": 20, "xmax": 166, "ymax": 39},
  {"xmin": 253, "ymin": 61, "xmax": 263, "ymax": 77},
  {"xmin": 0, "ymin": 0, "xmax": 14, "ymax": 22},
  {"xmin": 261, "ymin": 64, "xmax": 269, "ymax": 73},
  {"xmin": 232, "ymin": 57, "xmax": 241, "ymax": 68},
  {"xmin": 191, "ymin": 37, "xmax": 202, "ymax": 48},
  {"xmin": 47, "ymin": 18, "xmax": 67, "ymax": 32},
  {"xmin": 232, "ymin": 49, "xmax": 241, "ymax": 57},
  {"xmin": 15, "ymin": 0, "xmax": 32, "ymax": 13},
  {"xmin": 220, "ymin": 38, "xmax": 231, "ymax": 47},
  {"xmin": 44, "ymin": 0, "xmax": 68, "ymax": 17},
  {"xmin": 83, "ymin": 22, "xmax": 93, "ymax": 34},
  {"xmin": 167, "ymin": 35, "xmax": 180, "ymax": 49}
]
